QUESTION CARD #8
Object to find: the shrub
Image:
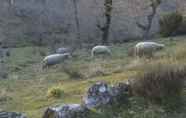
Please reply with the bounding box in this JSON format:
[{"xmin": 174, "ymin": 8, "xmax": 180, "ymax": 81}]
[
  {"xmin": 173, "ymin": 17, "xmax": 186, "ymax": 35},
  {"xmin": 88, "ymin": 63, "xmax": 108, "ymax": 78},
  {"xmin": 131, "ymin": 63, "xmax": 186, "ymax": 104},
  {"xmin": 47, "ymin": 86, "xmax": 64, "ymax": 98},
  {"xmin": 159, "ymin": 12, "xmax": 183, "ymax": 37},
  {"xmin": 165, "ymin": 43, "xmax": 186, "ymax": 61}
]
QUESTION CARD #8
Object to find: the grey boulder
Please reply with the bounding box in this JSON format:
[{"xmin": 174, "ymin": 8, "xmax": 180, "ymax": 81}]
[
  {"xmin": 0, "ymin": 111, "xmax": 27, "ymax": 118},
  {"xmin": 83, "ymin": 82, "xmax": 130, "ymax": 109},
  {"xmin": 42, "ymin": 104, "xmax": 88, "ymax": 118}
]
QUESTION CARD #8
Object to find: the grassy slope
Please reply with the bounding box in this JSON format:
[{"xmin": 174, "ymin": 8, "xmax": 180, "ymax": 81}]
[{"xmin": 0, "ymin": 36, "xmax": 186, "ymax": 118}]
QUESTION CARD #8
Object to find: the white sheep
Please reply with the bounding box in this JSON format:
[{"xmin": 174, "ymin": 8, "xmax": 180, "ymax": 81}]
[
  {"xmin": 56, "ymin": 47, "xmax": 70, "ymax": 54},
  {"xmin": 135, "ymin": 42, "xmax": 165, "ymax": 58},
  {"xmin": 0, "ymin": 48, "xmax": 10, "ymax": 57},
  {"xmin": 42, "ymin": 53, "xmax": 71, "ymax": 69},
  {"xmin": 91, "ymin": 45, "xmax": 111, "ymax": 57}
]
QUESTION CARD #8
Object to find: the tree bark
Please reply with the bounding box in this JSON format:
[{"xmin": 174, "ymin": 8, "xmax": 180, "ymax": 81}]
[
  {"xmin": 72, "ymin": 0, "xmax": 81, "ymax": 48},
  {"xmin": 97, "ymin": 0, "xmax": 112, "ymax": 45},
  {"xmin": 102, "ymin": 0, "xmax": 112, "ymax": 44},
  {"xmin": 10, "ymin": 0, "xmax": 14, "ymax": 5}
]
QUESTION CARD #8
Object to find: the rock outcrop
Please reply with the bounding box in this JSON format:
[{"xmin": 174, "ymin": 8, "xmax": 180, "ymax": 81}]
[
  {"xmin": 83, "ymin": 82, "xmax": 129, "ymax": 109},
  {"xmin": 42, "ymin": 104, "xmax": 88, "ymax": 118},
  {"xmin": 43, "ymin": 81, "xmax": 130, "ymax": 118}
]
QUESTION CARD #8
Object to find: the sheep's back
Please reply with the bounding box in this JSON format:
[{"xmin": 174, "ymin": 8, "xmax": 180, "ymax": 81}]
[
  {"xmin": 92, "ymin": 46, "xmax": 110, "ymax": 53},
  {"xmin": 44, "ymin": 54, "xmax": 64, "ymax": 65},
  {"xmin": 56, "ymin": 48, "xmax": 69, "ymax": 54}
]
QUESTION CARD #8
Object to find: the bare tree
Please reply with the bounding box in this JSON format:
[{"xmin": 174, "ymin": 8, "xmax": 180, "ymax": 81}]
[
  {"xmin": 97, "ymin": 0, "xmax": 113, "ymax": 44},
  {"xmin": 136, "ymin": 0, "xmax": 162, "ymax": 40}
]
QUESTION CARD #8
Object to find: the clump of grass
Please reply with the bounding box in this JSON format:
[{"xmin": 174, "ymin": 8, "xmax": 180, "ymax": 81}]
[
  {"xmin": 0, "ymin": 89, "xmax": 12, "ymax": 103},
  {"xmin": 159, "ymin": 42, "xmax": 186, "ymax": 63},
  {"xmin": 47, "ymin": 86, "xmax": 64, "ymax": 98},
  {"xmin": 131, "ymin": 62, "xmax": 186, "ymax": 104},
  {"xmin": 88, "ymin": 63, "xmax": 109, "ymax": 78},
  {"xmin": 172, "ymin": 46, "xmax": 186, "ymax": 61},
  {"xmin": 62, "ymin": 65, "xmax": 85, "ymax": 79}
]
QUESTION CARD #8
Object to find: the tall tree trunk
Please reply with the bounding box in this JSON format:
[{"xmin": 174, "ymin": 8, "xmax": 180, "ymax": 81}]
[
  {"xmin": 102, "ymin": 0, "xmax": 112, "ymax": 44},
  {"xmin": 9, "ymin": 0, "xmax": 14, "ymax": 5},
  {"xmin": 72, "ymin": 0, "xmax": 81, "ymax": 48},
  {"xmin": 8, "ymin": 0, "xmax": 14, "ymax": 11},
  {"xmin": 97, "ymin": 0, "xmax": 113, "ymax": 45}
]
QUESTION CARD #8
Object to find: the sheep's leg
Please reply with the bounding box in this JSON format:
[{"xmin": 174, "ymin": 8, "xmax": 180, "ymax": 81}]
[
  {"xmin": 135, "ymin": 47, "xmax": 139, "ymax": 59},
  {"xmin": 106, "ymin": 52, "xmax": 111, "ymax": 58},
  {"xmin": 42, "ymin": 63, "xmax": 49, "ymax": 70},
  {"xmin": 42, "ymin": 65, "xmax": 46, "ymax": 70},
  {"xmin": 137, "ymin": 48, "xmax": 144, "ymax": 59},
  {"xmin": 149, "ymin": 48, "xmax": 155, "ymax": 58},
  {"xmin": 149, "ymin": 52, "xmax": 153, "ymax": 59},
  {"xmin": 91, "ymin": 51, "xmax": 94, "ymax": 58}
]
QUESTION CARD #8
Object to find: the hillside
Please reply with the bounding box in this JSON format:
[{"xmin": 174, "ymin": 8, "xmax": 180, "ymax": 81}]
[{"xmin": 0, "ymin": 36, "xmax": 186, "ymax": 118}]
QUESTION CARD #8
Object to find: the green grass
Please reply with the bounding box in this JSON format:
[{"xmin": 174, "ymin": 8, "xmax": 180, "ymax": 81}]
[{"xmin": 1, "ymin": 35, "xmax": 186, "ymax": 118}]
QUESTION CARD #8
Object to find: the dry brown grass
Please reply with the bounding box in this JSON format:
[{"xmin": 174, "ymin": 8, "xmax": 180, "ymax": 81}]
[{"xmin": 131, "ymin": 62, "xmax": 186, "ymax": 103}]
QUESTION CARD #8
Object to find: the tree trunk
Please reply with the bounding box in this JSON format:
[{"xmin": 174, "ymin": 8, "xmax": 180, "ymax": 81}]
[
  {"xmin": 72, "ymin": 0, "xmax": 81, "ymax": 48},
  {"xmin": 101, "ymin": 0, "xmax": 112, "ymax": 44},
  {"xmin": 136, "ymin": 0, "xmax": 161, "ymax": 40},
  {"xmin": 9, "ymin": 0, "xmax": 14, "ymax": 5}
]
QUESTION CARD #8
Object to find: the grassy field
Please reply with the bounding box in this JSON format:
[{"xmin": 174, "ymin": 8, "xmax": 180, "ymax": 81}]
[{"xmin": 0, "ymin": 36, "xmax": 186, "ymax": 118}]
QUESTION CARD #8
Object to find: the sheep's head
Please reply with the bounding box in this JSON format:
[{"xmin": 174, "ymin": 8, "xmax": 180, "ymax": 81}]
[
  {"xmin": 63, "ymin": 53, "xmax": 72, "ymax": 59},
  {"xmin": 157, "ymin": 44, "xmax": 165, "ymax": 50}
]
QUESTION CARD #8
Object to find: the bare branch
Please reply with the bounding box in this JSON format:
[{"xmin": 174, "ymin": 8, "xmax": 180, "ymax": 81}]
[
  {"xmin": 136, "ymin": 22, "xmax": 147, "ymax": 31},
  {"xmin": 136, "ymin": 0, "xmax": 162, "ymax": 40}
]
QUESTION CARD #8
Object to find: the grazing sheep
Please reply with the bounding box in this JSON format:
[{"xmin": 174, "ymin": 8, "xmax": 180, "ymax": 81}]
[
  {"xmin": 42, "ymin": 53, "xmax": 71, "ymax": 69},
  {"xmin": 56, "ymin": 47, "xmax": 70, "ymax": 54},
  {"xmin": 0, "ymin": 48, "xmax": 10, "ymax": 58},
  {"xmin": 0, "ymin": 48, "xmax": 10, "ymax": 63},
  {"xmin": 3, "ymin": 48, "xmax": 10, "ymax": 57},
  {"xmin": 91, "ymin": 45, "xmax": 111, "ymax": 57},
  {"xmin": 135, "ymin": 42, "xmax": 165, "ymax": 58}
]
